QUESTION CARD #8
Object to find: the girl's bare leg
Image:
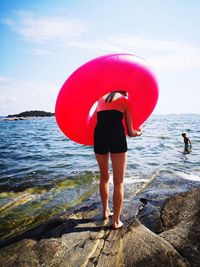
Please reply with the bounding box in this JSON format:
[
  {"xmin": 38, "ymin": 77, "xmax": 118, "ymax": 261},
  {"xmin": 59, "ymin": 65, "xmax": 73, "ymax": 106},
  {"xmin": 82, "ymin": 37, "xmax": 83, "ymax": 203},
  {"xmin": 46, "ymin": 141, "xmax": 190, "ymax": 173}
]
[
  {"xmin": 110, "ymin": 152, "xmax": 127, "ymax": 229},
  {"xmin": 95, "ymin": 153, "xmax": 113, "ymax": 219}
]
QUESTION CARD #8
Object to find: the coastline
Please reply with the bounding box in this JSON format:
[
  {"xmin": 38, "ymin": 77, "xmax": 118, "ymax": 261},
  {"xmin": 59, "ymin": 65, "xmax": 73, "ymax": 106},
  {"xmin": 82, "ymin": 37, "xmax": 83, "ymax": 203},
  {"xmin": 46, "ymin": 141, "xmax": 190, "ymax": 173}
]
[
  {"xmin": 1, "ymin": 110, "xmax": 55, "ymax": 121},
  {"xmin": 0, "ymin": 174, "xmax": 199, "ymax": 266}
]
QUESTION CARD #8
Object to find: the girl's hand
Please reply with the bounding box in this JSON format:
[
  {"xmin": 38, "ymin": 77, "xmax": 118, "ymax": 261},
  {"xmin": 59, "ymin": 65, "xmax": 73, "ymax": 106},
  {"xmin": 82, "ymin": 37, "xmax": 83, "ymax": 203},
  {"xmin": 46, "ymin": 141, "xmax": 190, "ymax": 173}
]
[
  {"xmin": 132, "ymin": 129, "xmax": 142, "ymax": 137},
  {"xmin": 135, "ymin": 130, "xmax": 142, "ymax": 136},
  {"xmin": 135, "ymin": 125, "xmax": 143, "ymax": 136}
]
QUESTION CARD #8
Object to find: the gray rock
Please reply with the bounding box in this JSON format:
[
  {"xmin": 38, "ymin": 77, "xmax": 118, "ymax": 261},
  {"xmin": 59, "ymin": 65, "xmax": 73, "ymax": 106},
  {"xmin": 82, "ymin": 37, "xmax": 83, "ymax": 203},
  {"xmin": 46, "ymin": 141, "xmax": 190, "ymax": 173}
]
[
  {"xmin": 159, "ymin": 187, "xmax": 200, "ymax": 267},
  {"xmin": 0, "ymin": 180, "xmax": 199, "ymax": 266}
]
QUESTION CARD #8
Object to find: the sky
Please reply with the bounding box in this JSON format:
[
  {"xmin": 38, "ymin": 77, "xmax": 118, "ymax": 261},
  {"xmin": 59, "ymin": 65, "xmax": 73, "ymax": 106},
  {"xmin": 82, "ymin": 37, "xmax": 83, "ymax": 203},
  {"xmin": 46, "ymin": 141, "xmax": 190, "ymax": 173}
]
[{"xmin": 0, "ymin": 0, "xmax": 200, "ymax": 115}]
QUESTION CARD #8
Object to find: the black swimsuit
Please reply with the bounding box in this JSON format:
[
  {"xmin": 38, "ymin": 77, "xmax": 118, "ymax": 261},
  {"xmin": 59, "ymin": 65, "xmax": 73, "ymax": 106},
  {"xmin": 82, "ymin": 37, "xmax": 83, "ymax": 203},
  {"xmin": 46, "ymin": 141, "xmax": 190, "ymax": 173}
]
[{"xmin": 94, "ymin": 110, "xmax": 127, "ymax": 154}]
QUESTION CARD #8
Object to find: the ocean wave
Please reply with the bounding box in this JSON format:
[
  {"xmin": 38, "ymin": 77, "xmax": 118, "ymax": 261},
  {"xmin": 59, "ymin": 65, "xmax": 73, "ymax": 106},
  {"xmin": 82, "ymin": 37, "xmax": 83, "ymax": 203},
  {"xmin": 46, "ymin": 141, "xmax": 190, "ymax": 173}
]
[{"xmin": 176, "ymin": 171, "xmax": 200, "ymax": 182}]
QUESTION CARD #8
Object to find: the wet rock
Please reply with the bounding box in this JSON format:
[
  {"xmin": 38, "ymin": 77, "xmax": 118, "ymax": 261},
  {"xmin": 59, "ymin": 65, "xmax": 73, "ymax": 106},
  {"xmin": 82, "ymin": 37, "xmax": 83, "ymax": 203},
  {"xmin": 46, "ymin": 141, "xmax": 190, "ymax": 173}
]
[{"xmin": 136, "ymin": 198, "xmax": 163, "ymax": 233}]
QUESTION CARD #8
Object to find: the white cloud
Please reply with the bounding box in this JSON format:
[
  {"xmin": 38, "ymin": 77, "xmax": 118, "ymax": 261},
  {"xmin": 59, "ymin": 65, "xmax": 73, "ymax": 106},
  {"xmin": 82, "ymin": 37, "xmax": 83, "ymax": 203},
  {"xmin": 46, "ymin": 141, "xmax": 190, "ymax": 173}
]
[
  {"xmin": 3, "ymin": 11, "xmax": 87, "ymax": 43},
  {"xmin": 27, "ymin": 48, "xmax": 55, "ymax": 56},
  {"xmin": 0, "ymin": 76, "xmax": 12, "ymax": 82},
  {"xmin": 0, "ymin": 78, "xmax": 60, "ymax": 115},
  {"xmin": 66, "ymin": 35, "xmax": 200, "ymax": 71},
  {"xmin": 3, "ymin": 10, "xmax": 199, "ymax": 71}
]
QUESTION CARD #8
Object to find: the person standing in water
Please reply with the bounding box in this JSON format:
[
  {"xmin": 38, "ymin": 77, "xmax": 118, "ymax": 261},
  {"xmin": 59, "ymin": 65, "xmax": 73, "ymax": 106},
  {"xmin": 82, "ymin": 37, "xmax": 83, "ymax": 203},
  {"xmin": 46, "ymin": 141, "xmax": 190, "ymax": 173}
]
[
  {"xmin": 93, "ymin": 91, "xmax": 142, "ymax": 229},
  {"xmin": 182, "ymin": 133, "xmax": 192, "ymax": 154}
]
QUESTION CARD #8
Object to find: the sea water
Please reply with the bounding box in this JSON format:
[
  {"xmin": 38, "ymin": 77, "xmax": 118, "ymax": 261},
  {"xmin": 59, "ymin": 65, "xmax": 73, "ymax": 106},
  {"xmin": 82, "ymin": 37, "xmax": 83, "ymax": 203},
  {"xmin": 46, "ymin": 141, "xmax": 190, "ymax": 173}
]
[{"xmin": 0, "ymin": 114, "xmax": 200, "ymax": 240}]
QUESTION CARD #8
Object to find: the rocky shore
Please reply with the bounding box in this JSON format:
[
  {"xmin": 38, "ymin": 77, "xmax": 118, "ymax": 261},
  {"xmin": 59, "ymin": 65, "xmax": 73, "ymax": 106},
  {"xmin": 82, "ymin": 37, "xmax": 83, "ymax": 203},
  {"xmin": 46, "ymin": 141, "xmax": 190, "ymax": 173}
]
[{"xmin": 0, "ymin": 176, "xmax": 199, "ymax": 267}]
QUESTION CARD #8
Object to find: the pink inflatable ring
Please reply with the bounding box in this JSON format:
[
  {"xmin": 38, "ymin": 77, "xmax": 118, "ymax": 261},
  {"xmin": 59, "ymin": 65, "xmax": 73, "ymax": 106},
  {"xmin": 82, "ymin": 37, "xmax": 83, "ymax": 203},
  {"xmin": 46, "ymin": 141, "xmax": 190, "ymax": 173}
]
[{"xmin": 55, "ymin": 54, "xmax": 159, "ymax": 145}]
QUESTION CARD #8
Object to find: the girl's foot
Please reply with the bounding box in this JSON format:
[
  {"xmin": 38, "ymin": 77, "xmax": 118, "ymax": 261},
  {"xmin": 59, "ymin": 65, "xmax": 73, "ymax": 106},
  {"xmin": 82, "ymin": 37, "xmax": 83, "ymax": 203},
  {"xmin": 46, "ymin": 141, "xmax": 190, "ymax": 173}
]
[
  {"xmin": 112, "ymin": 220, "xmax": 123, "ymax": 230},
  {"xmin": 103, "ymin": 210, "xmax": 114, "ymax": 220}
]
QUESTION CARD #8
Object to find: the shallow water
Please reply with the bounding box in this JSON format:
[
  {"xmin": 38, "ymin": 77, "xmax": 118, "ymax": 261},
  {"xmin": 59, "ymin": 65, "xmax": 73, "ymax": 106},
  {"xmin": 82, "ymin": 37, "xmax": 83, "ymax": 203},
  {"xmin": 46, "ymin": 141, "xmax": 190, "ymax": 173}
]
[{"xmin": 0, "ymin": 114, "xmax": 200, "ymax": 240}]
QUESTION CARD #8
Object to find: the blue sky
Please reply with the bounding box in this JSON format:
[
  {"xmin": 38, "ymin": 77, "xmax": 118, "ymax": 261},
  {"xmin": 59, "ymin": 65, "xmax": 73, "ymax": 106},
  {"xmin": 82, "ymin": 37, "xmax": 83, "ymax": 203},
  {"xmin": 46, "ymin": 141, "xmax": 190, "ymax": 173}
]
[{"xmin": 0, "ymin": 0, "xmax": 200, "ymax": 115}]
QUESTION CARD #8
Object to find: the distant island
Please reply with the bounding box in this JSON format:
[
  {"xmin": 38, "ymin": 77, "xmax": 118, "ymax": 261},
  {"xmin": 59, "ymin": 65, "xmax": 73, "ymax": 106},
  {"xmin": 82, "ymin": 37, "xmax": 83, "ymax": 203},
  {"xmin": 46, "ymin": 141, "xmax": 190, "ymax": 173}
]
[
  {"xmin": 5, "ymin": 110, "xmax": 55, "ymax": 120},
  {"xmin": 7, "ymin": 110, "xmax": 55, "ymax": 118}
]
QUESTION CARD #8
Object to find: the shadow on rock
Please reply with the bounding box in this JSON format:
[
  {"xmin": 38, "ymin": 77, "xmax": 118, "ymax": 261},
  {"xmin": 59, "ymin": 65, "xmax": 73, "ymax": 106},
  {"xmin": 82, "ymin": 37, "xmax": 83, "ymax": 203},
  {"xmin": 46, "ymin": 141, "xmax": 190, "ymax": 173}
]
[{"xmin": 0, "ymin": 205, "xmax": 110, "ymax": 249}]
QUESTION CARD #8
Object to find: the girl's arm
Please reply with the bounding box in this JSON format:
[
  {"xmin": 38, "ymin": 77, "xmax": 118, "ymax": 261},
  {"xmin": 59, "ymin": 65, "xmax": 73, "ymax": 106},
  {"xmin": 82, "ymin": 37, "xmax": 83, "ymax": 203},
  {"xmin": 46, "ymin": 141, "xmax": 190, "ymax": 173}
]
[{"xmin": 124, "ymin": 101, "xmax": 142, "ymax": 137}]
